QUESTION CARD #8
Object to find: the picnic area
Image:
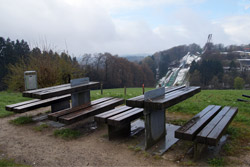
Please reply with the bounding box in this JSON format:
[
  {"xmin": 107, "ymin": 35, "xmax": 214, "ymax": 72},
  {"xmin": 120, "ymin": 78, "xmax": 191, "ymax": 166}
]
[{"xmin": 0, "ymin": 86, "xmax": 250, "ymax": 167}]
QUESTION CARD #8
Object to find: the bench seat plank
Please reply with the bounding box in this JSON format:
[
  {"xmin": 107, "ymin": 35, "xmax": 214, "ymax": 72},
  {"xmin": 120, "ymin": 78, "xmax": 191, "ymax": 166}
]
[
  {"xmin": 183, "ymin": 105, "xmax": 222, "ymax": 140},
  {"xmin": 196, "ymin": 106, "xmax": 231, "ymax": 144},
  {"xmin": 175, "ymin": 105, "xmax": 221, "ymax": 140},
  {"xmin": 107, "ymin": 108, "xmax": 144, "ymax": 126},
  {"xmin": 207, "ymin": 107, "xmax": 238, "ymax": 145},
  {"xmin": 5, "ymin": 99, "xmax": 40, "ymax": 111},
  {"xmin": 242, "ymin": 94, "xmax": 250, "ymax": 98},
  {"xmin": 12, "ymin": 94, "xmax": 71, "ymax": 113},
  {"xmin": 58, "ymin": 98, "xmax": 124, "ymax": 124},
  {"xmin": 94, "ymin": 105, "xmax": 132, "ymax": 123},
  {"xmin": 48, "ymin": 97, "xmax": 113, "ymax": 121}
]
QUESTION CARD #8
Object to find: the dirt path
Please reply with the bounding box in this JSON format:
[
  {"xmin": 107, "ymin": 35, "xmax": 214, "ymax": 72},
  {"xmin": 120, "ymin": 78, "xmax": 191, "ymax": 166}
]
[
  {"xmin": 0, "ymin": 108, "xmax": 178, "ymax": 167},
  {"xmin": 1, "ymin": 109, "xmax": 249, "ymax": 166}
]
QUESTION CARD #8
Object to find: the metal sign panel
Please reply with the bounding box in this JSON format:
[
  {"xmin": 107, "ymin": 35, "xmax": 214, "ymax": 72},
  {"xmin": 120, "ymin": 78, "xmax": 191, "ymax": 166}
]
[
  {"xmin": 144, "ymin": 87, "xmax": 165, "ymax": 101},
  {"xmin": 70, "ymin": 77, "xmax": 89, "ymax": 87}
]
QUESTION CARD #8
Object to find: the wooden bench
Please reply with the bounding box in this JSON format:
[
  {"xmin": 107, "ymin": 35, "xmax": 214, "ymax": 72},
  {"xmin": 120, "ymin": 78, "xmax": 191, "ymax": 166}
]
[
  {"xmin": 94, "ymin": 106, "xmax": 144, "ymax": 140},
  {"xmin": 237, "ymin": 94, "xmax": 250, "ymax": 102},
  {"xmin": 48, "ymin": 97, "xmax": 124, "ymax": 125},
  {"xmin": 5, "ymin": 94, "xmax": 71, "ymax": 113},
  {"xmin": 175, "ymin": 105, "xmax": 238, "ymax": 158}
]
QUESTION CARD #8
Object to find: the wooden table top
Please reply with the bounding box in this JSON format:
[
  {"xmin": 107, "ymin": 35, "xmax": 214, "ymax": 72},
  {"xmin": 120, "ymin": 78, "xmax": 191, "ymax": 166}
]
[
  {"xmin": 126, "ymin": 86, "xmax": 201, "ymax": 110},
  {"xmin": 23, "ymin": 82, "xmax": 99, "ymax": 99}
]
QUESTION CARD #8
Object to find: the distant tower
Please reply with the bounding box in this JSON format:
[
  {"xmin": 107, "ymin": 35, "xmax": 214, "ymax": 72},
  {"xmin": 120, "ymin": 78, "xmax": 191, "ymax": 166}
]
[{"xmin": 202, "ymin": 34, "xmax": 213, "ymax": 54}]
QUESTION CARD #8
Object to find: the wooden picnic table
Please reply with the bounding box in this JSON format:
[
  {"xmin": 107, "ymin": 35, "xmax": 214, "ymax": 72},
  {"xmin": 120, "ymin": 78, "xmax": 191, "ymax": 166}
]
[
  {"xmin": 126, "ymin": 85, "xmax": 201, "ymax": 152},
  {"xmin": 22, "ymin": 78, "xmax": 100, "ymax": 112},
  {"xmin": 23, "ymin": 82, "xmax": 99, "ymax": 99}
]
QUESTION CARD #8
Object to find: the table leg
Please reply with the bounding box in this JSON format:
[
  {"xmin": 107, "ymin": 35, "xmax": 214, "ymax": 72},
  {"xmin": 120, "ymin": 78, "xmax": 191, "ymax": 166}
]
[
  {"xmin": 51, "ymin": 100, "xmax": 70, "ymax": 113},
  {"xmin": 144, "ymin": 108, "xmax": 166, "ymax": 150},
  {"xmin": 71, "ymin": 89, "xmax": 90, "ymax": 107}
]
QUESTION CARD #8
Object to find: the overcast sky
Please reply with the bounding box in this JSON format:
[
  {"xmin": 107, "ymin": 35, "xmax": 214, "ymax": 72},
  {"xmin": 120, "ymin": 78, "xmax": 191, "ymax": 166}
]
[{"xmin": 1, "ymin": 0, "xmax": 250, "ymax": 57}]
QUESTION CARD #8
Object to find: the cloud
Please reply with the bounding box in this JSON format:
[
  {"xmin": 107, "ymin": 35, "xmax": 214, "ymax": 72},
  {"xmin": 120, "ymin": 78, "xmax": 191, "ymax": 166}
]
[
  {"xmin": 220, "ymin": 15, "xmax": 250, "ymax": 44},
  {"xmin": 0, "ymin": 0, "xmax": 250, "ymax": 56}
]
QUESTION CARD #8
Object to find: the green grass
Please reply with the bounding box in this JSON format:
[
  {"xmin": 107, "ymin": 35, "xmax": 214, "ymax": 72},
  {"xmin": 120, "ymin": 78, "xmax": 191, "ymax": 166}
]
[
  {"xmin": 90, "ymin": 87, "xmax": 154, "ymax": 100},
  {"xmin": 0, "ymin": 91, "xmax": 31, "ymax": 118},
  {"xmin": 168, "ymin": 89, "xmax": 250, "ymax": 126},
  {"xmin": 33, "ymin": 123, "xmax": 49, "ymax": 131},
  {"xmin": 9, "ymin": 116, "xmax": 33, "ymax": 125},
  {"xmin": 208, "ymin": 157, "xmax": 225, "ymax": 167},
  {"xmin": 54, "ymin": 128, "xmax": 81, "ymax": 140},
  {"xmin": 167, "ymin": 89, "xmax": 250, "ymax": 156},
  {"xmin": 0, "ymin": 158, "xmax": 29, "ymax": 167},
  {"xmin": 1, "ymin": 88, "xmax": 250, "ymax": 158}
]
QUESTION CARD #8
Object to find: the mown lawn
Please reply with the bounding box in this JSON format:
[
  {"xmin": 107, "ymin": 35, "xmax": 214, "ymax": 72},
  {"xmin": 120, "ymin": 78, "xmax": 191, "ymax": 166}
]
[
  {"xmin": 90, "ymin": 87, "xmax": 154, "ymax": 100},
  {"xmin": 0, "ymin": 88, "xmax": 250, "ymax": 163},
  {"xmin": 0, "ymin": 91, "xmax": 31, "ymax": 117},
  {"xmin": 168, "ymin": 89, "xmax": 250, "ymax": 126}
]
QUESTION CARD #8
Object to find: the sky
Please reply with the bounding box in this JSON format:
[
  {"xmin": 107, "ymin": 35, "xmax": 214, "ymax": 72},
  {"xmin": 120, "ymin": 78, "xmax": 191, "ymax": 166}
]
[{"xmin": 1, "ymin": 0, "xmax": 250, "ymax": 57}]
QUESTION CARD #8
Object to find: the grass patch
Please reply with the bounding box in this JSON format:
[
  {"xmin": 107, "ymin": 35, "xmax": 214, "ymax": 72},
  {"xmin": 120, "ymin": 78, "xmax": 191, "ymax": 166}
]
[
  {"xmin": 9, "ymin": 116, "xmax": 33, "ymax": 125},
  {"xmin": 208, "ymin": 157, "xmax": 225, "ymax": 167},
  {"xmin": 54, "ymin": 128, "xmax": 81, "ymax": 140},
  {"xmin": 168, "ymin": 119, "xmax": 188, "ymax": 126},
  {"xmin": 90, "ymin": 87, "xmax": 154, "ymax": 100},
  {"xmin": 34, "ymin": 123, "xmax": 49, "ymax": 131},
  {"xmin": 134, "ymin": 146, "xmax": 142, "ymax": 152},
  {"xmin": 222, "ymin": 125, "xmax": 250, "ymax": 155},
  {"xmin": 181, "ymin": 160, "xmax": 196, "ymax": 166},
  {"xmin": 153, "ymin": 155, "xmax": 162, "ymax": 160},
  {"xmin": 0, "ymin": 158, "xmax": 29, "ymax": 167},
  {"xmin": 0, "ymin": 91, "xmax": 31, "ymax": 118}
]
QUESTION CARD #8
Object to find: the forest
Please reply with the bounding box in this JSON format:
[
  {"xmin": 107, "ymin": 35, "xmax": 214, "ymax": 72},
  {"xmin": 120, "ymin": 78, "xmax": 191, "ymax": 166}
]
[
  {"xmin": 0, "ymin": 37, "xmax": 155, "ymax": 91},
  {"xmin": 1, "ymin": 36, "xmax": 250, "ymax": 91}
]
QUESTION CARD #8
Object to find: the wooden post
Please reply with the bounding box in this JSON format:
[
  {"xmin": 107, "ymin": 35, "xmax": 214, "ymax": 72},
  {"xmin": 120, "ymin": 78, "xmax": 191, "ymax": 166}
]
[
  {"xmin": 124, "ymin": 86, "xmax": 126, "ymax": 96},
  {"xmin": 142, "ymin": 84, "xmax": 145, "ymax": 94},
  {"xmin": 101, "ymin": 82, "xmax": 103, "ymax": 95}
]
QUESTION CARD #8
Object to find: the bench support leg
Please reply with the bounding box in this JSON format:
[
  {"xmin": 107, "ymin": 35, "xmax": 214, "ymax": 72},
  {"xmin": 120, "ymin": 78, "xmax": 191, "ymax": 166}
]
[
  {"xmin": 108, "ymin": 124, "xmax": 131, "ymax": 140},
  {"xmin": 144, "ymin": 108, "xmax": 166, "ymax": 150},
  {"xmin": 51, "ymin": 100, "xmax": 70, "ymax": 113},
  {"xmin": 71, "ymin": 89, "xmax": 90, "ymax": 108},
  {"xmin": 193, "ymin": 142, "xmax": 207, "ymax": 160}
]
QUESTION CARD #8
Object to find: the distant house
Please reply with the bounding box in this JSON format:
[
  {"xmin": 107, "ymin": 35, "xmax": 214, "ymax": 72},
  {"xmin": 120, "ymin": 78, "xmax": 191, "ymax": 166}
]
[
  {"xmin": 223, "ymin": 66, "xmax": 230, "ymax": 73},
  {"xmin": 238, "ymin": 59, "xmax": 250, "ymax": 71}
]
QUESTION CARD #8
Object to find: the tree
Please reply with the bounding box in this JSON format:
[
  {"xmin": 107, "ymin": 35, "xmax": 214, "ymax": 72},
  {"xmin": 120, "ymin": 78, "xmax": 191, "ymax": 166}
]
[
  {"xmin": 210, "ymin": 76, "xmax": 220, "ymax": 89},
  {"xmin": 234, "ymin": 77, "xmax": 245, "ymax": 89},
  {"xmin": 189, "ymin": 70, "xmax": 201, "ymax": 86},
  {"xmin": 5, "ymin": 49, "xmax": 81, "ymax": 91},
  {"xmin": 0, "ymin": 37, "xmax": 30, "ymax": 90}
]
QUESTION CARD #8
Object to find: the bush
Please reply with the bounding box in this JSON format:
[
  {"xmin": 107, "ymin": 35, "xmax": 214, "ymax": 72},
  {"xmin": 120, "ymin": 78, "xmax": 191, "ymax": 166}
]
[{"xmin": 234, "ymin": 77, "xmax": 245, "ymax": 89}]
